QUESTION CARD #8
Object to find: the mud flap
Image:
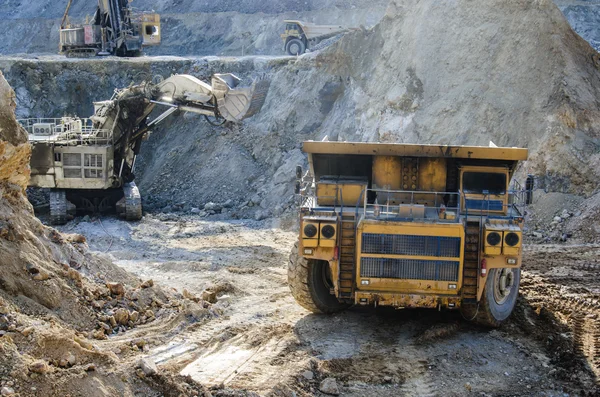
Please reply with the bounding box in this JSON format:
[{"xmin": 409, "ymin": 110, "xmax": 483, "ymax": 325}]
[{"xmin": 212, "ymin": 74, "xmax": 270, "ymax": 122}]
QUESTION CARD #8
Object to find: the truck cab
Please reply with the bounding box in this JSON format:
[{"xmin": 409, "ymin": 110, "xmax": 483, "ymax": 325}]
[{"xmin": 288, "ymin": 141, "xmax": 531, "ymax": 326}]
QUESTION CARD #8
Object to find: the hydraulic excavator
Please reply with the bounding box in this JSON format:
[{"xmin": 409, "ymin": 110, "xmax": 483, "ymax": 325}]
[
  {"xmin": 19, "ymin": 74, "xmax": 270, "ymax": 224},
  {"xmin": 59, "ymin": 0, "xmax": 160, "ymax": 57}
]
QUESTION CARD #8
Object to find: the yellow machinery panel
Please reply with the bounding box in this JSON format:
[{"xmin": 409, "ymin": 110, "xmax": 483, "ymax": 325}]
[
  {"xmin": 319, "ymin": 222, "xmax": 337, "ymax": 247},
  {"xmin": 372, "ymin": 156, "xmax": 403, "ymax": 193},
  {"xmin": 140, "ymin": 13, "xmax": 161, "ymax": 46},
  {"xmin": 502, "ymin": 229, "xmax": 522, "ymax": 256},
  {"xmin": 356, "ymin": 220, "xmax": 465, "ymax": 295},
  {"xmin": 484, "ymin": 228, "xmax": 502, "ymax": 255},
  {"xmin": 418, "ymin": 158, "xmax": 447, "ymax": 193},
  {"xmin": 316, "ymin": 179, "xmax": 367, "ymax": 206},
  {"xmin": 301, "ymin": 220, "xmax": 319, "ymax": 247}
]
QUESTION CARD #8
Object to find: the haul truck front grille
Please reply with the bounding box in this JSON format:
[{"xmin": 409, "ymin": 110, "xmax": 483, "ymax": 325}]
[
  {"xmin": 362, "ymin": 234, "xmax": 461, "ymax": 258},
  {"xmin": 360, "ymin": 258, "xmax": 460, "ymax": 281}
]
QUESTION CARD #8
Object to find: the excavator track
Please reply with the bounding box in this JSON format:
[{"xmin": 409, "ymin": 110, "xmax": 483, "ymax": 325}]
[
  {"xmin": 123, "ymin": 182, "xmax": 142, "ymax": 221},
  {"xmin": 49, "ymin": 190, "xmax": 69, "ymax": 225}
]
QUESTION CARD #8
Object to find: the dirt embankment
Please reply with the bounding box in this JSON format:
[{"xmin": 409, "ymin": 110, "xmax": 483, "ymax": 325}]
[{"xmin": 0, "ymin": 71, "xmax": 224, "ymax": 396}]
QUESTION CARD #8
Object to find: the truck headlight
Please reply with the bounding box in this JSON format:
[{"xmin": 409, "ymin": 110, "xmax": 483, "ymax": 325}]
[
  {"xmin": 505, "ymin": 232, "xmax": 520, "ymax": 247},
  {"xmin": 303, "ymin": 223, "xmax": 318, "ymax": 238},
  {"xmin": 321, "ymin": 224, "xmax": 336, "ymax": 239},
  {"xmin": 486, "ymin": 232, "xmax": 501, "ymax": 246}
]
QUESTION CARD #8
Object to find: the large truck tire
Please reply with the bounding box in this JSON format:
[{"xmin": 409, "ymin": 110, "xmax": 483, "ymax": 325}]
[
  {"xmin": 474, "ymin": 268, "xmax": 521, "ymax": 327},
  {"xmin": 288, "ymin": 241, "xmax": 349, "ymax": 314},
  {"xmin": 286, "ymin": 38, "xmax": 306, "ymax": 56}
]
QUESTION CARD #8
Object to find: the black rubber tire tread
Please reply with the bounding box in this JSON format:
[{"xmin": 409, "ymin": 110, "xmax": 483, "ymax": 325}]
[
  {"xmin": 286, "ymin": 38, "xmax": 306, "ymax": 56},
  {"xmin": 475, "ymin": 268, "xmax": 521, "ymax": 327},
  {"xmin": 288, "ymin": 241, "xmax": 349, "ymax": 314}
]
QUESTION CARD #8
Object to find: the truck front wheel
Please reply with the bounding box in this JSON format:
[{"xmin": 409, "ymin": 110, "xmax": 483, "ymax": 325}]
[
  {"xmin": 286, "ymin": 38, "xmax": 306, "ymax": 56},
  {"xmin": 288, "ymin": 242, "xmax": 349, "ymax": 313},
  {"xmin": 473, "ymin": 268, "xmax": 521, "ymax": 327}
]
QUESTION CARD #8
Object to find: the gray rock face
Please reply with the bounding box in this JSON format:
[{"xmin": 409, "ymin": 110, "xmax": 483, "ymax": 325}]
[{"xmin": 319, "ymin": 377, "xmax": 340, "ymax": 395}]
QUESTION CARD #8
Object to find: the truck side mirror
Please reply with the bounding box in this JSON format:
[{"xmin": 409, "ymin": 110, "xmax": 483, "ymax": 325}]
[
  {"xmin": 296, "ymin": 165, "xmax": 303, "ymax": 180},
  {"xmin": 525, "ymin": 175, "xmax": 534, "ymax": 205},
  {"xmin": 295, "ymin": 181, "xmax": 301, "ymax": 195}
]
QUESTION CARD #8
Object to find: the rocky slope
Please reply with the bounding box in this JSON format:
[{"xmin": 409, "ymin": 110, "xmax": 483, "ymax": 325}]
[{"xmin": 0, "ymin": 71, "xmax": 219, "ymax": 396}]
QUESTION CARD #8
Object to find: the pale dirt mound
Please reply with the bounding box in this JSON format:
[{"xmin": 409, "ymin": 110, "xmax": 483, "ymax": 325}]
[
  {"xmin": 0, "ymin": 71, "xmax": 218, "ymax": 396},
  {"xmin": 311, "ymin": 0, "xmax": 600, "ymax": 193}
]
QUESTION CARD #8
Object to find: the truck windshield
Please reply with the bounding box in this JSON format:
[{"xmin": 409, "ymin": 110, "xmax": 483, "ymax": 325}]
[{"xmin": 463, "ymin": 172, "xmax": 506, "ymax": 195}]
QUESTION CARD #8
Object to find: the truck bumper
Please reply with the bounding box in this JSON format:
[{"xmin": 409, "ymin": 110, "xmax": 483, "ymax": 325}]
[{"xmin": 354, "ymin": 291, "xmax": 462, "ymax": 309}]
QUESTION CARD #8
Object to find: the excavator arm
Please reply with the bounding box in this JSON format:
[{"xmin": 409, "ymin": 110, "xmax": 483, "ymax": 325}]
[{"xmin": 89, "ymin": 72, "xmax": 270, "ymax": 182}]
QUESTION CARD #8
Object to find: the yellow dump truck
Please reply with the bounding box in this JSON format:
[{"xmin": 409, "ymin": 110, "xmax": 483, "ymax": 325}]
[
  {"xmin": 281, "ymin": 20, "xmax": 352, "ymax": 55},
  {"xmin": 289, "ymin": 141, "xmax": 532, "ymax": 326}
]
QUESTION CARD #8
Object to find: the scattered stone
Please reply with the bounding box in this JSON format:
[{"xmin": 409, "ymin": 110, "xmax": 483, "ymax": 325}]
[
  {"xmin": 383, "ymin": 376, "xmax": 392, "ymax": 383},
  {"xmin": 109, "ymin": 316, "xmax": 117, "ymax": 328},
  {"xmin": 68, "ymin": 268, "xmax": 82, "ymax": 282},
  {"xmin": 106, "ymin": 282, "xmax": 125, "ymax": 296},
  {"xmin": 58, "ymin": 352, "xmax": 76, "ymax": 368},
  {"xmin": 92, "ymin": 329, "xmax": 107, "ymax": 340},
  {"xmin": 140, "ymin": 279, "xmax": 154, "ymax": 289},
  {"xmin": 302, "ymin": 370, "xmax": 314, "ymax": 380},
  {"xmin": 190, "ymin": 207, "xmax": 201, "ymax": 214},
  {"xmin": 137, "ymin": 358, "xmax": 158, "ymax": 376},
  {"xmin": 319, "ymin": 377, "xmax": 340, "ymax": 395},
  {"xmin": 553, "ymin": 216, "xmax": 562, "ymax": 223},
  {"xmin": 1, "ymin": 386, "xmax": 15, "ymax": 396},
  {"xmin": 222, "ymin": 199, "xmax": 234, "ymax": 208},
  {"xmin": 129, "ymin": 310, "xmax": 140, "ymax": 323},
  {"xmin": 29, "ymin": 361, "xmax": 49, "ymax": 374},
  {"xmin": 532, "ymin": 231, "xmax": 543, "ymax": 239},
  {"xmin": 33, "ymin": 271, "xmax": 50, "ymax": 281},
  {"xmin": 84, "ymin": 363, "xmax": 96, "ymax": 372},
  {"xmin": 25, "ymin": 263, "xmax": 39, "ymax": 275},
  {"xmin": 114, "ymin": 308, "xmax": 130, "ymax": 325},
  {"xmin": 201, "ymin": 290, "xmax": 218, "ymax": 304},
  {"xmin": 145, "ymin": 309, "xmax": 155, "ymax": 319},
  {"xmin": 82, "ymin": 215, "xmax": 91, "ymax": 222},
  {"xmin": 20, "ymin": 326, "xmax": 34, "ymax": 337},
  {"xmin": 254, "ymin": 210, "xmax": 268, "ymax": 221},
  {"xmin": 204, "ymin": 202, "xmax": 222, "ymax": 212},
  {"xmin": 183, "ymin": 289, "xmax": 200, "ymax": 302}
]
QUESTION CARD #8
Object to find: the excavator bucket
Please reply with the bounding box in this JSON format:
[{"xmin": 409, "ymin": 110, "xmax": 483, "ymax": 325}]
[{"xmin": 212, "ymin": 74, "xmax": 270, "ymax": 122}]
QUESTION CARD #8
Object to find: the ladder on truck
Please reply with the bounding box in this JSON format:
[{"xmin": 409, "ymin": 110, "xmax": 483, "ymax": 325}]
[
  {"xmin": 338, "ymin": 213, "xmax": 356, "ymax": 300},
  {"xmin": 462, "ymin": 221, "xmax": 480, "ymax": 302}
]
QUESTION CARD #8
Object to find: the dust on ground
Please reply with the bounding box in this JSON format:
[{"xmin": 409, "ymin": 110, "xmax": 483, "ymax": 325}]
[{"xmin": 54, "ymin": 214, "xmax": 600, "ymax": 396}]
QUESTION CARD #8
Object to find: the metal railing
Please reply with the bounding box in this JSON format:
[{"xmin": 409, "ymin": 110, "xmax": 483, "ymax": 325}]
[
  {"xmin": 363, "ymin": 189, "xmax": 462, "ymax": 223},
  {"xmin": 19, "ymin": 118, "xmax": 112, "ymax": 145}
]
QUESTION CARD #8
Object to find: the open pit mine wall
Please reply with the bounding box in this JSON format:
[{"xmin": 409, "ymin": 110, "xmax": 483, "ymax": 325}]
[
  {"xmin": 0, "ymin": 1, "xmax": 599, "ymax": 56},
  {"xmin": 0, "ymin": 0, "xmax": 388, "ymax": 56},
  {"xmin": 3, "ymin": 0, "xmax": 600, "ymax": 214}
]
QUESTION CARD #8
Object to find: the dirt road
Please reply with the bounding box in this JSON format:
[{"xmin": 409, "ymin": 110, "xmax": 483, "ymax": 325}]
[{"xmin": 56, "ymin": 215, "xmax": 599, "ymax": 396}]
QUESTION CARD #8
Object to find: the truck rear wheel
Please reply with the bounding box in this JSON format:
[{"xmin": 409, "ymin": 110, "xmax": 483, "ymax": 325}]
[
  {"xmin": 286, "ymin": 38, "xmax": 306, "ymax": 56},
  {"xmin": 288, "ymin": 242, "xmax": 349, "ymax": 313},
  {"xmin": 473, "ymin": 268, "xmax": 521, "ymax": 327}
]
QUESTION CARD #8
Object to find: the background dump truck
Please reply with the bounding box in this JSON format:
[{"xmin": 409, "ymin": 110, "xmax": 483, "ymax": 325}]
[
  {"xmin": 289, "ymin": 141, "xmax": 533, "ymax": 327},
  {"xmin": 281, "ymin": 20, "xmax": 352, "ymax": 55}
]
